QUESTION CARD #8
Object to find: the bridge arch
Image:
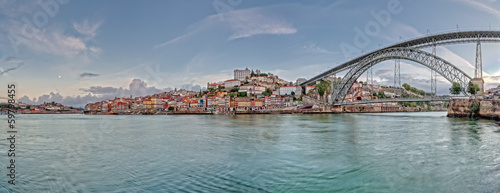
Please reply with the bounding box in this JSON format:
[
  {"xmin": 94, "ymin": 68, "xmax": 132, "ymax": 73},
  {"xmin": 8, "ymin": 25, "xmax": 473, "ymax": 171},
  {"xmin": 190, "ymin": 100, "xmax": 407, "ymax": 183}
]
[
  {"xmin": 301, "ymin": 30, "xmax": 500, "ymax": 87},
  {"xmin": 331, "ymin": 47, "xmax": 472, "ymax": 104}
]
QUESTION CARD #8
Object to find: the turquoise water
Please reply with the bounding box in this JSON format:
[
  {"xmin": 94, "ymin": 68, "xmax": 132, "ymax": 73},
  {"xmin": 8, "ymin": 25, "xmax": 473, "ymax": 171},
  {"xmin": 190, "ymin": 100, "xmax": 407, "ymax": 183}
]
[{"xmin": 1, "ymin": 112, "xmax": 499, "ymax": 192}]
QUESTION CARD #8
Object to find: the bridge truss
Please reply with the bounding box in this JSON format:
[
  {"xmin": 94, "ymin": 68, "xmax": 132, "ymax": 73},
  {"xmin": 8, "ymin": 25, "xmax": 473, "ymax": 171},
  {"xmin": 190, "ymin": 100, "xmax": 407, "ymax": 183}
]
[
  {"xmin": 331, "ymin": 48, "xmax": 471, "ymax": 103},
  {"xmin": 299, "ymin": 31, "xmax": 500, "ymax": 105}
]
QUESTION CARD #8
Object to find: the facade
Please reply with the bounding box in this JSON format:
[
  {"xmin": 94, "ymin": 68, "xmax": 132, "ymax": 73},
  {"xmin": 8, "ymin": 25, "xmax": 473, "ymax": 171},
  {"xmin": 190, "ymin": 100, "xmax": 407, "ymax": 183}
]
[
  {"xmin": 224, "ymin": 79, "xmax": 241, "ymax": 88},
  {"xmin": 239, "ymin": 85, "xmax": 266, "ymax": 95},
  {"xmin": 305, "ymin": 85, "xmax": 315, "ymax": 94},
  {"xmin": 279, "ymin": 86, "xmax": 297, "ymax": 96},
  {"xmin": 264, "ymin": 95, "xmax": 284, "ymax": 107},
  {"xmin": 207, "ymin": 82, "xmax": 222, "ymax": 89},
  {"xmin": 234, "ymin": 68, "xmax": 251, "ymax": 81}
]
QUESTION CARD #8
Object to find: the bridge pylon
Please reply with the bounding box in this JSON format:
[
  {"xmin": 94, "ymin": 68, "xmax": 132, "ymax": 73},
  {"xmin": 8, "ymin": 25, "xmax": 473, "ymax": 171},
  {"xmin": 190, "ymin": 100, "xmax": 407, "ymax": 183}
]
[
  {"xmin": 473, "ymin": 40, "xmax": 484, "ymax": 97},
  {"xmin": 367, "ymin": 66, "xmax": 373, "ymax": 99},
  {"xmin": 431, "ymin": 44, "xmax": 437, "ymax": 97},
  {"xmin": 394, "ymin": 59, "xmax": 401, "ymax": 96}
]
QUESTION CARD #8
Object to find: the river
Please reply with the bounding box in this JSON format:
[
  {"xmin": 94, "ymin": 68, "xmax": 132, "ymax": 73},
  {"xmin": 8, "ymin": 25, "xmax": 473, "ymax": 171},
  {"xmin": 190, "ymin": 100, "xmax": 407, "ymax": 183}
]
[{"xmin": 1, "ymin": 112, "xmax": 499, "ymax": 192}]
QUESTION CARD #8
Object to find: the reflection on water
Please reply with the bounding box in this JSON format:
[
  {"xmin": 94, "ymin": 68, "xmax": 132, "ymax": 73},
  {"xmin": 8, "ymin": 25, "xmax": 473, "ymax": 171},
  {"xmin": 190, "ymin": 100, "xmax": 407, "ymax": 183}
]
[{"xmin": 0, "ymin": 112, "xmax": 499, "ymax": 192}]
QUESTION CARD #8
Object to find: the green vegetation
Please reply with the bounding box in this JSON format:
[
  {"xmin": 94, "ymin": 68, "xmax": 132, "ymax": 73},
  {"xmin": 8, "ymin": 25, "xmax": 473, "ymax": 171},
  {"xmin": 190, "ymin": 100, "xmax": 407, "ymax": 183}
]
[
  {"xmin": 444, "ymin": 101, "xmax": 449, "ymax": 108},
  {"xmin": 377, "ymin": 91, "xmax": 386, "ymax": 99},
  {"xmin": 449, "ymin": 82, "xmax": 462, "ymax": 96},
  {"xmin": 402, "ymin": 83, "xmax": 429, "ymax": 96},
  {"xmin": 238, "ymin": 92, "xmax": 247, "ymax": 97},
  {"xmin": 262, "ymin": 88, "xmax": 271, "ymax": 96},
  {"xmin": 259, "ymin": 73, "xmax": 268, "ymax": 77},
  {"xmin": 467, "ymin": 81, "xmax": 480, "ymax": 96},
  {"xmin": 315, "ymin": 80, "xmax": 329, "ymax": 97},
  {"xmin": 230, "ymin": 87, "xmax": 239, "ymax": 92},
  {"xmin": 291, "ymin": 91, "xmax": 295, "ymax": 96},
  {"xmin": 229, "ymin": 93, "xmax": 237, "ymax": 100},
  {"xmin": 168, "ymin": 106, "xmax": 175, "ymax": 111},
  {"xmin": 399, "ymin": 102, "xmax": 415, "ymax": 107},
  {"xmin": 468, "ymin": 102, "xmax": 480, "ymax": 116}
]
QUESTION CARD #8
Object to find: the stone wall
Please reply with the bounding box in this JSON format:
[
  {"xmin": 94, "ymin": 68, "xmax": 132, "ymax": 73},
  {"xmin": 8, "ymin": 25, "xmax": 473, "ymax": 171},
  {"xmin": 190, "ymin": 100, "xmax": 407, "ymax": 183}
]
[
  {"xmin": 447, "ymin": 98, "xmax": 500, "ymax": 120},
  {"xmin": 479, "ymin": 100, "xmax": 500, "ymax": 120}
]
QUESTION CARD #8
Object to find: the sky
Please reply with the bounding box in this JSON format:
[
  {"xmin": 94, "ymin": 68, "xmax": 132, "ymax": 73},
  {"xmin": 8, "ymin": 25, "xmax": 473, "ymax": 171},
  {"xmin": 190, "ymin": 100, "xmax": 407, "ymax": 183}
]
[{"xmin": 1, "ymin": 0, "xmax": 500, "ymax": 107}]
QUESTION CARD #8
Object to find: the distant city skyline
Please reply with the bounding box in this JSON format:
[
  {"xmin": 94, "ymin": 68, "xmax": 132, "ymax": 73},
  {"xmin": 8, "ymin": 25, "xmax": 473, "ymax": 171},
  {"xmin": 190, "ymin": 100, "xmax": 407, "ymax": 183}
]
[{"xmin": 1, "ymin": 0, "xmax": 500, "ymax": 107}]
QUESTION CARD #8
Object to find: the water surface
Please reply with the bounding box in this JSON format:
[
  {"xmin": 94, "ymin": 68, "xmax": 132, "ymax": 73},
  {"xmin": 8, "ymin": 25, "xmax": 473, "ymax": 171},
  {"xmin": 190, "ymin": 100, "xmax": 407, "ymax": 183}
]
[{"xmin": 1, "ymin": 112, "xmax": 499, "ymax": 192}]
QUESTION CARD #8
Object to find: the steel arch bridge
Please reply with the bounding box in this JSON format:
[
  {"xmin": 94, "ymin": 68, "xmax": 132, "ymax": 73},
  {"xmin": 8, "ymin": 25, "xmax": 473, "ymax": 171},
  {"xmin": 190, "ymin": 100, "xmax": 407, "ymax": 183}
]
[
  {"xmin": 299, "ymin": 30, "xmax": 500, "ymax": 105},
  {"xmin": 332, "ymin": 47, "xmax": 471, "ymax": 103}
]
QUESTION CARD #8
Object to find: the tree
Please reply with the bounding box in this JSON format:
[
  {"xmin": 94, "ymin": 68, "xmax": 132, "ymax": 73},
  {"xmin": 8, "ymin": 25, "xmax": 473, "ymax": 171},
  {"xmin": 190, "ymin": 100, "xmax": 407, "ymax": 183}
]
[
  {"xmin": 262, "ymin": 88, "xmax": 271, "ymax": 96},
  {"xmin": 467, "ymin": 81, "xmax": 480, "ymax": 97},
  {"xmin": 291, "ymin": 91, "xmax": 295, "ymax": 96},
  {"xmin": 315, "ymin": 81, "xmax": 329, "ymax": 97},
  {"xmin": 449, "ymin": 82, "xmax": 462, "ymax": 96},
  {"xmin": 238, "ymin": 92, "xmax": 247, "ymax": 97},
  {"xmin": 377, "ymin": 91, "xmax": 386, "ymax": 99},
  {"xmin": 251, "ymin": 70, "xmax": 255, "ymax": 77},
  {"xmin": 230, "ymin": 87, "xmax": 239, "ymax": 92},
  {"xmin": 229, "ymin": 93, "xmax": 237, "ymax": 100},
  {"xmin": 168, "ymin": 106, "xmax": 175, "ymax": 111},
  {"xmin": 402, "ymin": 83, "xmax": 411, "ymax": 90}
]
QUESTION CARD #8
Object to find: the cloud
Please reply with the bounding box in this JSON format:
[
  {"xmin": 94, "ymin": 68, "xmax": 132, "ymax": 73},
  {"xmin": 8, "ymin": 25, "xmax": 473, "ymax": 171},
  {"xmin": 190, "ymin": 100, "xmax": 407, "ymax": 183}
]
[
  {"xmin": 0, "ymin": 62, "xmax": 23, "ymax": 75},
  {"xmin": 302, "ymin": 43, "xmax": 338, "ymax": 54},
  {"xmin": 154, "ymin": 6, "xmax": 297, "ymax": 49},
  {"xmin": 20, "ymin": 79, "xmax": 174, "ymax": 107},
  {"xmin": 484, "ymin": 76, "xmax": 500, "ymax": 89},
  {"xmin": 18, "ymin": 93, "xmax": 101, "ymax": 108},
  {"xmin": 226, "ymin": 9, "xmax": 297, "ymax": 40},
  {"xmin": 154, "ymin": 32, "xmax": 193, "ymax": 49},
  {"xmin": 2, "ymin": 56, "xmax": 17, "ymax": 62},
  {"xmin": 456, "ymin": 0, "xmax": 500, "ymax": 19},
  {"xmin": 73, "ymin": 20, "xmax": 104, "ymax": 40},
  {"xmin": 0, "ymin": 56, "xmax": 23, "ymax": 75},
  {"xmin": 79, "ymin": 72, "xmax": 99, "ymax": 78},
  {"xmin": 180, "ymin": 82, "xmax": 204, "ymax": 92},
  {"xmin": 4, "ymin": 18, "xmax": 103, "ymax": 59},
  {"xmin": 18, "ymin": 79, "xmax": 203, "ymax": 107}
]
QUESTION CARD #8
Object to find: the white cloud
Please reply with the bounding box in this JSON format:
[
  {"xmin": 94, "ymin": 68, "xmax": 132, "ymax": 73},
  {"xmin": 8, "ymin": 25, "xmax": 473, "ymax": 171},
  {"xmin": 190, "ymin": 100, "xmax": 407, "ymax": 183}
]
[
  {"xmin": 154, "ymin": 6, "xmax": 298, "ymax": 49},
  {"xmin": 302, "ymin": 43, "xmax": 338, "ymax": 54},
  {"xmin": 456, "ymin": 0, "xmax": 500, "ymax": 19},
  {"xmin": 154, "ymin": 33, "xmax": 192, "ymax": 49},
  {"xmin": 5, "ymin": 19, "xmax": 103, "ymax": 58},
  {"xmin": 20, "ymin": 79, "xmax": 174, "ymax": 107},
  {"xmin": 226, "ymin": 9, "xmax": 297, "ymax": 40},
  {"xmin": 73, "ymin": 20, "xmax": 104, "ymax": 40}
]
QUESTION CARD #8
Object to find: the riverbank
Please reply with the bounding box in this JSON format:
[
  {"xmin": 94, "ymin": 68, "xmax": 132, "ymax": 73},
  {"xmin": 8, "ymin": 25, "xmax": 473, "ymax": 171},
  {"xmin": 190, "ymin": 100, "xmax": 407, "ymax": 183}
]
[
  {"xmin": 447, "ymin": 98, "xmax": 500, "ymax": 120},
  {"xmin": 84, "ymin": 102, "xmax": 447, "ymax": 115}
]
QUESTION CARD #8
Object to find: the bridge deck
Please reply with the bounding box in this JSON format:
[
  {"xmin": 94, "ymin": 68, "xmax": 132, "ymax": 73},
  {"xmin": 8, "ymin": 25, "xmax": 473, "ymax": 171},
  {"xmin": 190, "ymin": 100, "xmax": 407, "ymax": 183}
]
[{"xmin": 333, "ymin": 97, "xmax": 450, "ymax": 106}]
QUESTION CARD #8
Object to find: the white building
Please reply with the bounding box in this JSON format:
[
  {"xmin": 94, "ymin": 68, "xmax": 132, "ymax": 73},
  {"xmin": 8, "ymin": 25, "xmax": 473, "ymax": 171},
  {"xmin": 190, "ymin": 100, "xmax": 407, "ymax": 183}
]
[
  {"xmin": 224, "ymin": 79, "xmax": 241, "ymax": 88},
  {"xmin": 251, "ymin": 76, "xmax": 273, "ymax": 83},
  {"xmin": 239, "ymin": 85, "xmax": 266, "ymax": 95},
  {"xmin": 279, "ymin": 86, "xmax": 297, "ymax": 96},
  {"xmin": 234, "ymin": 68, "xmax": 251, "ymax": 81}
]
